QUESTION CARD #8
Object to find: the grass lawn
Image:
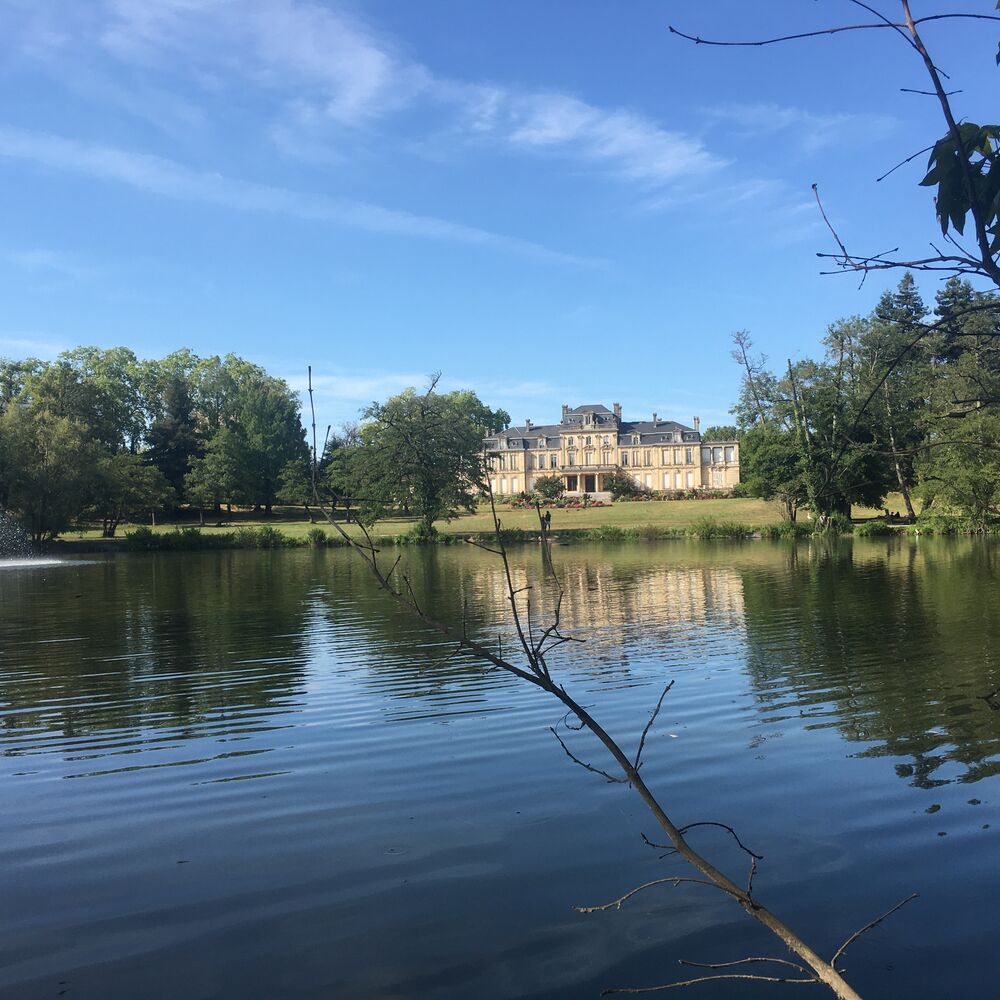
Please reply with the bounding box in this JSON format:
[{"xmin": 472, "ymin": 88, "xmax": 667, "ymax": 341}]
[{"xmin": 60, "ymin": 494, "xmax": 912, "ymax": 545}]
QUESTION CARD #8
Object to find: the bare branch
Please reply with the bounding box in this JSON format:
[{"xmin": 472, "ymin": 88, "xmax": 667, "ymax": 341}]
[
  {"xmin": 832, "ymin": 893, "xmax": 920, "ymax": 968},
  {"xmin": 680, "ymin": 956, "xmax": 811, "ymax": 976},
  {"xmin": 575, "ymin": 876, "xmax": 724, "ymax": 914},
  {"xmin": 551, "ymin": 726, "xmax": 627, "ymax": 784},
  {"xmin": 601, "ymin": 971, "xmax": 819, "ymax": 994},
  {"xmin": 634, "ymin": 680, "xmax": 675, "ymax": 770}
]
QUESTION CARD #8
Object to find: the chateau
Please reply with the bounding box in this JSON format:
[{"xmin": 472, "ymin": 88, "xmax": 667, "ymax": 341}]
[{"xmin": 483, "ymin": 403, "xmax": 740, "ymax": 497}]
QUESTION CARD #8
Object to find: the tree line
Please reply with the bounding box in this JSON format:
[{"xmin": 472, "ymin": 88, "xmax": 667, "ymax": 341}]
[
  {"xmin": 0, "ymin": 349, "xmax": 307, "ymax": 540},
  {"xmin": 0, "ymin": 350, "xmax": 509, "ymax": 543},
  {"xmin": 735, "ymin": 273, "xmax": 1000, "ymax": 530}
]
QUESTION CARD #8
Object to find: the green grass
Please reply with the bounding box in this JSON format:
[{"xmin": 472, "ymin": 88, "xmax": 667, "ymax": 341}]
[{"xmin": 59, "ymin": 492, "xmax": 923, "ymax": 549}]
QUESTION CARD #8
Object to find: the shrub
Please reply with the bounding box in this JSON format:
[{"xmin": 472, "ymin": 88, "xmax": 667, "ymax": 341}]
[
  {"xmin": 687, "ymin": 517, "xmax": 752, "ymax": 540},
  {"xmin": 305, "ymin": 526, "xmax": 328, "ymax": 547},
  {"xmin": 758, "ymin": 521, "xmax": 810, "ymax": 540},
  {"xmin": 854, "ymin": 519, "xmax": 894, "ymax": 537},
  {"xmin": 124, "ymin": 525, "xmax": 156, "ymax": 550},
  {"xmin": 533, "ymin": 475, "xmax": 565, "ymax": 500},
  {"xmin": 604, "ymin": 468, "xmax": 650, "ymax": 500},
  {"xmin": 817, "ymin": 512, "xmax": 854, "ymax": 535}
]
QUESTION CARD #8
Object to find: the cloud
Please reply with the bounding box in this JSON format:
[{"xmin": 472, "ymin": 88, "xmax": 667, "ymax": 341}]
[
  {"xmin": 0, "ymin": 334, "xmax": 65, "ymax": 359},
  {"xmin": 705, "ymin": 103, "xmax": 897, "ymax": 154},
  {"xmin": 100, "ymin": 0, "xmax": 430, "ymax": 126},
  {"xmin": 499, "ymin": 93, "xmax": 725, "ymax": 184},
  {"xmin": 4, "ymin": 248, "xmax": 97, "ymax": 283},
  {"xmin": 25, "ymin": 0, "xmax": 722, "ymax": 191},
  {"xmin": 0, "ymin": 126, "xmax": 601, "ymax": 267}
]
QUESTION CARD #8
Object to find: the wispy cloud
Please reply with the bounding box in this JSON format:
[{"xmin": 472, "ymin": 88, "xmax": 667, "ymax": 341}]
[
  {"xmin": 0, "ymin": 126, "xmax": 601, "ymax": 267},
  {"xmin": 705, "ymin": 103, "xmax": 897, "ymax": 154},
  {"xmin": 0, "ymin": 334, "xmax": 65, "ymax": 359},
  {"xmin": 4, "ymin": 248, "xmax": 97, "ymax": 283},
  {"xmin": 25, "ymin": 0, "xmax": 723, "ymax": 191}
]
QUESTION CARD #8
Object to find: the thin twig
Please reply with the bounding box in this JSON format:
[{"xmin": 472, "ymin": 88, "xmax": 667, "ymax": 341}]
[
  {"xmin": 635, "ymin": 680, "xmax": 675, "ymax": 770},
  {"xmin": 832, "ymin": 893, "xmax": 920, "ymax": 968}
]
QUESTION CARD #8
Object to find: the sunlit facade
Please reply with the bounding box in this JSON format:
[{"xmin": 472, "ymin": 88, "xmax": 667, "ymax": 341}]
[{"xmin": 483, "ymin": 403, "xmax": 740, "ymax": 496}]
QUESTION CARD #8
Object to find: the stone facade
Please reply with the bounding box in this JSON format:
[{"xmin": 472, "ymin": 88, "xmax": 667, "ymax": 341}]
[{"xmin": 483, "ymin": 403, "xmax": 740, "ymax": 497}]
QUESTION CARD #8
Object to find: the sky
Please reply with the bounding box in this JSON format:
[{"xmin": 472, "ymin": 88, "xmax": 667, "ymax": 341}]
[{"xmin": 1, "ymin": 0, "xmax": 997, "ymax": 431}]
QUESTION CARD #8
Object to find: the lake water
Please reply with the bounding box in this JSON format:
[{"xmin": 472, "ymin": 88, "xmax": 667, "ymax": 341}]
[{"xmin": 1, "ymin": 540, "xmax": 998, "ymax": 999}]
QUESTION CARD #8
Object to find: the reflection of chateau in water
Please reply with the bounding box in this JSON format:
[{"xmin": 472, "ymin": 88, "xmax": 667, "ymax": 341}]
[{"xmin": 469, "ymin": 556, "xmax": 747, "ymax": 677}]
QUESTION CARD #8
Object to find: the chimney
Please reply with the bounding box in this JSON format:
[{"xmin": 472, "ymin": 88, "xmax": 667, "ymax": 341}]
[
  {"xmin": 525, "ymin": 418, "xmax": 532, "ymax": 431},
  {"xmin": 693, "ymin": 416, "xmax": 700, "ymax": 433},
  {"xmin": 613, "ymin": 401, "xmax": 622, "ymax": 420},
  {"xmin": 652, "ymin": 412, "xmax": 658, "ymax": 426},
  {"xmin": 561, "ymin": 403, "xmax": 569, "ymax": 419}
]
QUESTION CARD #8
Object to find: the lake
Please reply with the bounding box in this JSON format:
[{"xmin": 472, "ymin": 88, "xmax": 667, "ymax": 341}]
[{"xmin": 1, "ymin": 539, "xmax": 998, "ymax": 999}]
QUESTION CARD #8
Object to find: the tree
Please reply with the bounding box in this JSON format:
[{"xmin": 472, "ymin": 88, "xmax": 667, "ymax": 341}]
[
  {"xmin": 277, "ymin": 458, "xmax": 318, "ymax": 522},
  {"xmin": 184, "ymin": 429, "xmax": 240, "ymax": 525},
  {"xmin": 919, "ymin": 410, "xmax": 1000, "ymax": 530},
  {"xmin": 701, "ymin": 424, "xmax": 738, "ymax": 441},
  {"xmin": 532, "ymin": 474, "xmax": 565, "ymax": 500},
  {"xmin": 0, "ymin": 404, "xmax": 100, "ymax": 541},
  {"xmin": 602, "ymin": 467, "xmax": 649, "ymax": 500},
  {"xmin": 146, "ymin": 374, "xmax": 201, "ymax": 498},
  {"xmin": 227, "ymin": 374, "xmax": 308, "ymax": 514},
  {"xmin": 739, "ymin": 426, "xmax": 808, "ymax": 522},
  {"xmin": 352, "ymin": 377, "xmax": 503, "ymax": 535},
  {"xmin": 91, "ymin": 453, "xmax": 174, "ymax": 537}
]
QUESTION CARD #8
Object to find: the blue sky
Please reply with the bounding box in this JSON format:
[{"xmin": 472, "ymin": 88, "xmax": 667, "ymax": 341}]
[{"xmin": 1, "ymin": 0, "xmax": 996, "ymax": 431}]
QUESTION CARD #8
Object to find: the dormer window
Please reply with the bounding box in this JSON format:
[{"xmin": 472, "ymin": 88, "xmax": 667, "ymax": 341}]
[
  {"xmin": 538, "ymin": 438, "xmax": 545, "ymax": 449},
  {"xmin": 633, "ymin": 435, "xmax": 640, "ymax": 445}
]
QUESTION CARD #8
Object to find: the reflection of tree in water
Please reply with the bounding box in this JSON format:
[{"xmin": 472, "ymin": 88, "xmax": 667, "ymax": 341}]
[
  {"xmin": 0, "ymin": 551, "xmax": 312, "ymax": 748},
  {"xmin": 740, "ymin": 539, "xmax": 1000, "ymax": 788}
]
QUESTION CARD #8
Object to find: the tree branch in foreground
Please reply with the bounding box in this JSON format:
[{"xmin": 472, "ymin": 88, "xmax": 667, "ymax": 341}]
[{"xmin": 303, "ymin": 369, "xmax": 917, "ymax": 998}]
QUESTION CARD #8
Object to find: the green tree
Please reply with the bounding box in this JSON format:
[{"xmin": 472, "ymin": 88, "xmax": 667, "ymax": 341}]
[
  {"xmin": 184, "ymin": 429, "xmax": 240, "ymax": 525},
  {"xmin": 352, "ymin": 379, "xmax": 502, "ymax": 535},
  {"xmin": 739, "ymin": 426, "xmax": 808, "ymax": 522},
  {"xmin": 532, "ymin": 474, "xmax": 565, "ymax": 500},
  {"xmin": 701, "ymin": 424, "xmax": 738, "ymax": 441},
  {"xmin": 91, "ymin": 453, "xmax": 174, "ymax": 537},
  {"xmin": 147, "ymin": 374, "xmax": 201, "ymax": 497},
  {"xmin": 0, "ymin": 404, "xmax": 100, "ymax": 541},
  {"xmin": 277, "ymin": 458, "xmax": 318, "ymax": 522}
]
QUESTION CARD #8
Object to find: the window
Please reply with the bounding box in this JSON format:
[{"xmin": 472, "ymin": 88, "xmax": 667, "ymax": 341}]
[
  {"xmin": 674, "ymin": 448, "xmax": 681, "ymax": 465},
  {"xmin": 675, "ymin": 471, "xmax": 682, "ymax": 488},
  {"xmin": 702, "ymin": 447, "xmax": 712, "ymax": 464},
  {"xmin": 644, "ymin": 450, "xmax": 651, "ymax": 466},
  {"xmin": 500, "ymin": 477, "xmax": 508, "ymax": 492},
  {"xmin": 510, "ymin": 454, "xmax": 519, "ymax": 470},
  {"xmin": 663, "ymin": 472, "xmax": 670, "ymax": 489},
  {"xmin": 603, "ymin": 435, "xmax": 609, "ymax": 445},
  {"xmin": 645, "ymin": 474, "xmax": 653, "ymax": 488},
  {"xmin": 567, "ymin": 451, "xmax": 575, "ymax": 466},
  {"xmin": 602, "ymin": 450, "xmax": 610, "ymax": 465},
  {"xmin": 633, "ymin": 435, "xmax": 640, "ymax": 445},
  {"xmin": 662, "ymin": 449, "xmax": 669, "ymax": 463},
  {"xmin": 550, "ymin": 454, "xmax": 557, "ymax": 469},
  {"xmin": 685, "ymin": 448, "xmax": 693, "ymax": 464},
  {"xmin": 686, "ymin": 471, "xmax": 694, "ymax": 487},
  {"xmin": 511, "ymin": 477, "xmax": 519, "ymax": 493},
  {"xmin": 585, "ymin": 450, "xmax": 594, "ymax": 465},
  {"xmin": 713, "ymin": 447, "xmax": 723, "ymax": 463},
  {"xmin": 498, "ymin": 455, "xmax": 506, "ymax": 470},
  {"xmin": 632, "ymin": 450, "xmax": 639, "ymax": 467},
  {"xmin": 665, "ymin": 432, "xmax": 673, "ymax": 442},
  {"xmin": 567, "ymin": 437, "xmax": 574, "ymax": 447},
  {"xmin": 621, "ymin": 452, "xmax": 629, "ymax": 465},
  {"xmin": 725, "ymin": 446, "xmax": 735, "ymax": 463},
  {"xmin": 585, "ymin": 435, "xmax": 592, "ymax": 446},
  {"xmin": 538, "ymin": 438, "xmax": 545, "ymax": 449}
]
